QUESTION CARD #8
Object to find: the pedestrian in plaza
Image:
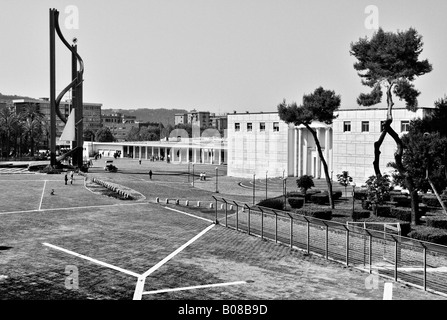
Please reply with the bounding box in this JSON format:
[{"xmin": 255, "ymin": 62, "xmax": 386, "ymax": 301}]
[
  {"xmin": 70, "ymin": 171, "xmax": 74, "ymax": 184},
  {"xmin": 139, "ymin": 158, "xmax": 142, "ymax": 165},
  {"xmin": 149, "ymin": 170, "xmax": 153, "ymax": 180},
  {"xmin": 64, "ymin": 172, "xmax": 68, "ymax": 185}
]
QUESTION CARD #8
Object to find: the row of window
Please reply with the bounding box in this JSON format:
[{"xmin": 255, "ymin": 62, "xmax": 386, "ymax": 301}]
[
  {"xmin": 235, "ymin": 122, "xmax": 280, "ymax": 132},
  {"xmin": 343, "ymin": 120, "xmax": 410, "ymax": 133}
]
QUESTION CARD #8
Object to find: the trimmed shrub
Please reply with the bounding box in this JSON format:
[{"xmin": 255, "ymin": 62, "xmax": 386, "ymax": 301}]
[
  {"xmin": 288, "ymin": 197, "xmax": 304, "ymax": 209},
  {"xmin": 361, "ymin": 200, "xmax": 372, "ymax": 210},
  {"xmin": 425, "ymin": 217, "xmax": 447, "ymax": 230},
  {"xmin": 286, "ymin": 191, "xmax": 304, "ymax": 198},
  {"xmin": 257, "ymin": 198, "xmax": 284, "ymax": 210},
  {"xmin": 352, "ymin": 210, "xmax": 370, "ymax": 220},
  {"xmin": 407, "ymin": 227, "xmax": 447, "ymax": 245},
  {"xmin": 322, "ymin": 190, "xmax": 343, "ymax": 200},
  {"xmin": 389, "ymin": 191, "xmax": 403, "ymax": 198},
  {"xmin": 384, "ymin": 201, "xmax": 398, "ymax": 207},
  {"xmin": 304, "ymin": 190, "xmax": 321, "ymax": 202},
  {"xmin": 389, "ymin": 207, "xmax": 412, "ymax": 222},
  {"xmin": 354, "ymin": 189, "xmax": 368, "ymax": 200},
  {"xmin": 419, "ymin": 203, "xmax": 428, "ymax": 215},
  {"xmin": 376, "ymin": 205, "xmax": 391, "ymax": 217},
  {"xmin": 310, "ymin": 194, "xmax": 329, "ymax": 205},
  {"xmin": 392, "ymin": 195, "xmax": 411, "ymax": 208},
  {"xmin": 422, "ymin": 195, "xmax": 446, "ymax": 208},
  {"xmin": 296, "ymin": 209, "xmax": 332, "ymax": 220}
]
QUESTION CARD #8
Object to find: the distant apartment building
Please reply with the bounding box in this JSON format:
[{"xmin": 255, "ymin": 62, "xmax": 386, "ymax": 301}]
[
  {"xmin": 0, "ymin": 102, "xmax": 7, "ymax": 111},
  {"xmin": 101, "ymin": 112, "xmax": 139, "ymax": 142},
  {"xmin": 210, "ymin": 113, "xmax": 228, "ymax": 131},
  {"xmin": 13, "ymin": 98, "xmax": 102, "ymax": 143},
  {"xmin": 174, "ymin": 110, "xmax": 212, "ymax": 128}
]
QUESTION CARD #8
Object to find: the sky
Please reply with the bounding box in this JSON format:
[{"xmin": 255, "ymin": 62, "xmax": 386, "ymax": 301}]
[{"xmin": 1, "ymin": 0, "xmax": 447, "ymax": 114}]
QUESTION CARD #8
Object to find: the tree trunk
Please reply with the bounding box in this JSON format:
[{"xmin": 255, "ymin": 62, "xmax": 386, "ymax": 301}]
[
  {"xmin": 409, "ymin": 189, "xmax": 420, "ymax": 226},
  {"xmin": 305, "ymin": 124, "xmax": 334, "ymax": 208}
]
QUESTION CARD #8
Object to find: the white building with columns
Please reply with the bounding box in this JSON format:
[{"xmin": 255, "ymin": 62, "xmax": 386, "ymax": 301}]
[
  {"xmin": 227, "ymin": 107, "xmax": 434, "ymax": 184},
  {"xmin": 227, "ymin": 112, "xmax": 333, "ymax": 179}
]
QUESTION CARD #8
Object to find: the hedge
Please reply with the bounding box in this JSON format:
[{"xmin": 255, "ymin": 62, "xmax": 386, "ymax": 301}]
[
  {"xmin": 352, "ymin": 210, "xmax": 370, "ymax": 220},
  {"xmin": 304, "ymin": 190, "xmax": 321, "ymax": 202},
  {"xmin": 322, "ymin": 190, "xmax": 343, "ymax": 200},
  {"xmin": 376, "ymin": 205, "xmax": 391, "ymax": 217},
  {"xmin": 362, "ymin": 200, "xmax": 372, "ymax": 210},
  {"xmin": 421, "ymin": 195, "xmax": 447, "ymax": 208},
  {"xmin": 288, "ymin": 197, "xmax": 305, "ymax": 209},
  {"xmin": 310, "ymin": 194, "xmax": 329, "ymax": 205},
  {"xmin": 354, "ymin": 189, "xmax": 368, "ymax": 200},
  {"xmin": 407, "ymin": 227, "xmax": 447, "ymax": 245},
  {"xmin": 296, "ymin": 209, "xmax": 332, "ymax": 220},
  {"xmin": 257, "ymin": 198, "xmax": 284, "ymax": 210},
  {"xmin": 425, "ymin": 217, "xmax": 447, "ymax": 230},
  {"xmin": 389, "ymin": 207, "xmax": 412, "ymax": 222},
  {"xmin": 391, "ymin": 195, "xmax": 411, "ymax": 208},
  {"xmin": 286, "ymin": 191, "xmax": 305, "ymax": 198}
]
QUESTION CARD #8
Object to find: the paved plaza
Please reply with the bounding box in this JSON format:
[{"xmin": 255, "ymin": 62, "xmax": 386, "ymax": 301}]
[{"xmin": 0, "ymin": 158, "xmax": 445, "ymax": 302}]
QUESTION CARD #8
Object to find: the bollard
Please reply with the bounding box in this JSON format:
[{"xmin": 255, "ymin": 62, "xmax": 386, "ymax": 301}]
[
  {"xmin": 197, "ymin": 201, "xmax": 200, "ymax": 207},
  {"xmin": 156, "ymin": 197, "xmax": 159, "ymax": 203},
  {"xmin": 185, "ymin": 200, "xmax": 189, "ymax": 206},
  {"xmin": 229, "ymin": 205, "xmax": 233, "ymax": 211},
  {"xmin": 220, "ymin": 204, "xmax": 224, "ymax": 210},
  {"xmin": 242, "ymin": 207, "xmax": 245, "ymax": 212},
  {"xmin": 210, "ymin": 203, "xmax": 214, "ymax": 209},
  {"xmin": 166, "ymin": 198, "xmax": 169, "ymax": 204},
  {"xmin": 175, "ymin": 199, "xmax": 179, "ymax": 205}
]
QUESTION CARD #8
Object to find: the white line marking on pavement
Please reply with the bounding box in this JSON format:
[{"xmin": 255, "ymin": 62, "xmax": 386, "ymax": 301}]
[
  {"xmin": 142, "ymin": 281, "xmax": 247, "ymax": 295},
  {"xmin": 43, "ymin": 242, "xmax": 141, "ymax": 278},
  {"xmin": 38, "ymin": 180, "xmax": 47, "ymax": 211},
  {"xmin": 133, "ymin": 224, "xmax": 215, "ymax": 300},
  {"xmin": 163, "ymin": 206, "xmax": 214, "ymax": 223},
  {"xmin": 0, "ymin": 201, "xmax": 150, "ymax": 216}
]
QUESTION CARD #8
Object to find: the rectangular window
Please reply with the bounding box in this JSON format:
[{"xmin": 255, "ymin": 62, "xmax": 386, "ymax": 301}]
[
  {"xmin": 401, "ymin": 120, "xmax": 410, "ymax": 132},
  {"xmin": 361, "ymin": 121, "xmax": 369, "ymax": 132},
  {"xmin": 247, "ymin": 123, "xmax": 252, "ymax": 131},
  {"xmin": 260, "ymin": 122, "xmax": 265, "ymax": 131},
  {"xmin": 343, "ymin": 121, "xmax": 351, "ymax": 132},
  {"xmin": 273, "ymin": 122, "xmax": 279, "ymax": 132},
  {"xmin": 235, "ymin": 123, "xmax": 240, "ymax": 131}
]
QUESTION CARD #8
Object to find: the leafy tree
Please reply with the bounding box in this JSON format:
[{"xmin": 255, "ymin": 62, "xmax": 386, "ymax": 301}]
[
  {"xmin": 83, "ymin": 129, "xmax": 96, "ymax": 142},
  {"xmin": 95, "ymin": 127, "xmax": 115, "ymax": 142},
  {"xmin": 350, "ymin": 27, "xmax": 432, "ymax": 224},
  {"xmin": 19, "ymin": 103, "xmax": 44, "ymax": 156},
  {"xmin": 126, "ymin": 127, "xmax": 140, "ymax": 141},
  {"xmin": 0, "ymin": 107, "xmax": 19, "ymax": 157},
  {"xmin": 278, "ymin": 86, "xmax": 341, "ymax": 208},
  {"xmin": 350, "ymin": 27, "xmax": 432, "ymax": 177},
  {"xmin": 365, "ymin": 174, "xmax": 391, "ymax": 216},
  {"xmin": 296, "ymin": 175, "xmax": 314, "ymax": 198},
  {"xmin": 336, "ymin": 171, "xmax": 353, "ymax": 197},
  {"xmin": 388, "ymin": 128, "xmax": 447, "ymax": 222}
]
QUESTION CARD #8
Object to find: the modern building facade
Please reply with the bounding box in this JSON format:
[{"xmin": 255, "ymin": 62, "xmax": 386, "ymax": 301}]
[
  {"xmin": 227, "ymin": 107, "xmax": 434, "ymax": 184},
  {"xmin": 101, "ymin": 112, "xmax": 140, "ymax": 141},
  {"xmin": 174, "ymin": 110, "xmax": 211, "ymax": 128}
]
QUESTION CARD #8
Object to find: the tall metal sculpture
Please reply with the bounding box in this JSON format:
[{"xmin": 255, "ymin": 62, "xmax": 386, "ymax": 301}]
[{"xmin": 49, "ymin": 8, "xmax": 84, "ymax": 167}]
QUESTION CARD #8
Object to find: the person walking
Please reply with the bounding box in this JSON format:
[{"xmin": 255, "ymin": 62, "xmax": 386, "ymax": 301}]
[
  {"xmin": 70, "ymin": 171, "xmax": 74, "ymax": 184},
  {"xmin": 64, "ymin": 172, "xmax": 68, "ymax": 185},
  {"xmin": 139, "ymin": 158, "xmax": 142, "ymax": 165},
  {"xmin": 149, "ymin": 170, "xmax": 153, "ymax": 180}
]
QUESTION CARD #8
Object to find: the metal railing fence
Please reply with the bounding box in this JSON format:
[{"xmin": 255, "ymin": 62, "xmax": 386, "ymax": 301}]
[{"xmin": 211, "ymin": 196, "xmax": 447, "ymax": 297}]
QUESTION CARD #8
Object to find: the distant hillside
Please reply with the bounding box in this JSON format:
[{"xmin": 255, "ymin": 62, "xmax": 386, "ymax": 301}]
[
  {"xmin": 101, "ymin": 108, "xmax": 188, "ymax": 126},
  {"xmin": 0, "ymin": 92, "xmax": 34, "ymax": 105}
]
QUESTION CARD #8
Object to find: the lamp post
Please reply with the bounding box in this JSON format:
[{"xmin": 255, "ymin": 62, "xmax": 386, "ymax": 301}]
[
  {"xmin": 253, "ymin": 173, "xmax": 256, "ymax": 205},
  {"xmin": 192, "ymin": 163, "xmax": 195, "ymax": 187},
  {"xmin": 265, "ymin": 170, "xmax": 268, "ymax": 200},
  {"xmin": 188, "ymin": 162, "xmax": 190, "ymax": 183},
  {"xmin": 284, "ymin": 178, "xmax": 287, "ymax": 210},
  {"xmin": 215, "ymin": 167, "xmax": 219, "ymax": 193}
]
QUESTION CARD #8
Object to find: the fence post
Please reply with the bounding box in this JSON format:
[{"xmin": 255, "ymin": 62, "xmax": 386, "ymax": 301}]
[
  {"xmin": 346, "ymin": 228, "xmax": 350, "ymax": 266},
  {"xmin": 423, "ymin": 245, "xmax": 427, "ymax": 291},
  {"xmin": 248, "ymin": 206, "xmax": 251, "ymax": 235},
  {"xmin": 325, "ymin": 223, "xmax": 329, "ymax": 260},
  {"xmin": 214, "ymin": 198, "xmax": 218, "ymax": 224},
  {"xmin": 394, "ymin": 238, "xmax": 398, "ymax": 282},
  {"xmin": 236, "ymin": 204, "xmax": 239, "ymax": 231},
  {"xmin": 307, "ymin": 220, "xmax": 310, "ymax": 254},
  {"xmin": 369, "ymin": 234, "xmax": 372, "ymax": 274},
  {"xmin": 261, "ymin": 209, "xmax": 264, "ymax": 240},
  {"xmin": 290, "ymin": 216, "xmax": 293, "ymax": 248},
  {"xmin": 275, "ymin": 212, "xmax": 278, "ymax": 243},
  {"xmin": 225, "ymin": 201, "xmax": 228, "ymax": 227}
]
